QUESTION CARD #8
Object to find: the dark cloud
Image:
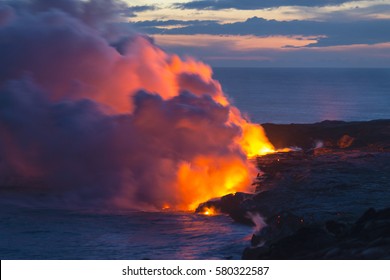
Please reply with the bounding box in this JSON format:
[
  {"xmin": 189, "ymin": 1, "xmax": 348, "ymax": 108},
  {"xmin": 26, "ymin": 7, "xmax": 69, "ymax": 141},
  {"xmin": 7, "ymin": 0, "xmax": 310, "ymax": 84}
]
[
  {"xmin": 3, "ymin": 0, "xmax": 129, "ymax": 27},
  {"xmin": 0, "ymin": 5, "xmax": 14, "ymax": 26},
  {"xmin": 174, "ymin": 0, "xmax": 353, "ymax": 10},
  {"xmin": 132, "ymin": 19, "xmax": 217, "ymax": 27},
  {"xmin": 130, "ymin": 5, "xmax": 156, "ymax": 13},
  {"xmin": 127, "ymin": 19, "xmax": 218, "ymax": 34},
  {"xmin": 1, "ymin": 0, "xmax": 156, "ymax": 25},
  {"xmin": 135, "ymin": 16, "xmax": 390, "ymax": 47},
  {"xmin": 121, "ymin": 5, "xmax": 157, "ymax": 18}
]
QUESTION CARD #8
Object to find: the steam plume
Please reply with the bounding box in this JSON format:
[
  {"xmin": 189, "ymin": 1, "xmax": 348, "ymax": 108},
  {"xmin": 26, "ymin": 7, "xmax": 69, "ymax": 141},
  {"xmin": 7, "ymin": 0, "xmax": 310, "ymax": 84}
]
[{"xmin": 0, "ymin": 0, "xmax": 274, "ymax": 210}]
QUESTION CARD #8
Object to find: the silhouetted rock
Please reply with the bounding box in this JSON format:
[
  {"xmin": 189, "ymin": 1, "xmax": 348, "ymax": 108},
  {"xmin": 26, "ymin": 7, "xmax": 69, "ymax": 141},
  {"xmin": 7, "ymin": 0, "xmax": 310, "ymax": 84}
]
[
  {"xmin": 195, "ymin": 192, "xmax": 255, "ymax": 224},
  {"xmin": 195, "ymin": 120, "xmax": 390, "ymax": 259},
  {"xmin": 248, "ymin": 148, "xmax": 390, "ymax": 224},
  {"xmin": 243, "ymin": 207, "xmax": 390, "ymax": 259},
  {"xmin": 325, "ymin": 220, "xmax": 348, "ymax": 237},
  {"xmin": 262, "ymin": 119, "xmax": 390, "ymax": 151}
]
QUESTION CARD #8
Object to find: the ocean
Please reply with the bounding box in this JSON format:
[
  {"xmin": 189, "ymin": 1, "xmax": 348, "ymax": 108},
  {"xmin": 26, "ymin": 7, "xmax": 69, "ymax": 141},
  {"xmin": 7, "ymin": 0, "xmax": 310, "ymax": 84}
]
[
  {"xmin": 1, "ymin": 68, "xmax": 389, "ymax": 260},
  {"xmin": 213, "ymin": 68, "xmax": 390, "ymax": 124},
  {"xmin": 0, "ymin": 205, "xmax": 250, "ymax": 260}
]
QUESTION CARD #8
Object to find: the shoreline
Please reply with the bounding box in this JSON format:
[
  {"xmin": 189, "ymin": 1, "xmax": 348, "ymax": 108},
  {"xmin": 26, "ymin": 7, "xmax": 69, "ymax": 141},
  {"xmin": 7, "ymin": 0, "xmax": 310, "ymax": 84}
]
[
  {"xmin": 199, "ymin": 119, "xmax": 390, "ymax": 259},
  {"xmin": 1, "ymin": 119, "xmax": 389, "ymax": 259},
  {"xmin": 262, "ymin": 119, "xmax": 390, "ymax": 150}
]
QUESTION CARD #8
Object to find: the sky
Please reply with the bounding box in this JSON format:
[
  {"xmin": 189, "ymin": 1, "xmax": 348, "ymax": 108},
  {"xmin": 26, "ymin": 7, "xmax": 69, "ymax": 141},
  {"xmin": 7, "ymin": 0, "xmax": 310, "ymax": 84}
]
[{"xmin": 123, "ymin": 0, "xmax": 390, "ymax": 67}]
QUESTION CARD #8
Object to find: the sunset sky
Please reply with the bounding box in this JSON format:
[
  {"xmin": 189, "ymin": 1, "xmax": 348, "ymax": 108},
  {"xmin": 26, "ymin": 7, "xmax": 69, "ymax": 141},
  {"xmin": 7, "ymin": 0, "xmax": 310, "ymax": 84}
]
[{"xmin": 124, "ymin": 0, "xmax": 390, "ymax": 67}]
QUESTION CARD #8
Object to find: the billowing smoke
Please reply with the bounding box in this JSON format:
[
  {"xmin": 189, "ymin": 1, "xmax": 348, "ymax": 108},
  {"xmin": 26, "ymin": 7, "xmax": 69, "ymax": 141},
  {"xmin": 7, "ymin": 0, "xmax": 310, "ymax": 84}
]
[{"xmin": 0, "ymin": 0, "xmax": 274, "ymax": 210}]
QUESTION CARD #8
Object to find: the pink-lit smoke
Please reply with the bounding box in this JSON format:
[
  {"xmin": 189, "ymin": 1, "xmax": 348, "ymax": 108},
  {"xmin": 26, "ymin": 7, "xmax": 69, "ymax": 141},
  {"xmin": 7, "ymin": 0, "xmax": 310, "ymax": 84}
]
[{"xmin": 0, "ymin": 0, "xmax": 275, "ymax": 210}]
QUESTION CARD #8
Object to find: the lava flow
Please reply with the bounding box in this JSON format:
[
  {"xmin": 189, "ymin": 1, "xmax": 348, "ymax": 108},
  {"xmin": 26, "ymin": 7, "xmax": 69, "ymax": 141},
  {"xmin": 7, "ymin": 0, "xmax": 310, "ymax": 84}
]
[
  {"xmin": 199, "ymin": 206, "xmax": 218, "ymax": 216},
  {"xmin": 0, "ymin": 0, "xmax": 279, "ymax": 212}
]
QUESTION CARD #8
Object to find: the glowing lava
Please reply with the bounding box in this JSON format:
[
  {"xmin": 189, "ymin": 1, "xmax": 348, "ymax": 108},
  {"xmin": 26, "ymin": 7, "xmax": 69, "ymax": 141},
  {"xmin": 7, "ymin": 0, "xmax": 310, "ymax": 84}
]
[
  {"xmin": 199, "ymin": 206, "xmax": 218, "ymax": 216},
  {"xmin": 236, "ymin": 122, "xmax": 276, "ymax": 157},
  {"xmin": 176, "ymin": 155, "xmax": 255, "ymax": 211}
]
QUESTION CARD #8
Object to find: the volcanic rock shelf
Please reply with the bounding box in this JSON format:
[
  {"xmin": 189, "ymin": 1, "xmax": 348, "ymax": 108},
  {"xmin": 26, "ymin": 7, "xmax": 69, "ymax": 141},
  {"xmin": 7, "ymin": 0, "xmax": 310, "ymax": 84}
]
[
  {"xmin": 262, "ymin": 119, "xmax": 390, "ymax": 151},
  {"xmin": 197, "ymin": 119, "xmax": 390, "ymax": 259},
  {"xmin": 242, "ymin": 207, "xmax": 390, "ymax": 259}
]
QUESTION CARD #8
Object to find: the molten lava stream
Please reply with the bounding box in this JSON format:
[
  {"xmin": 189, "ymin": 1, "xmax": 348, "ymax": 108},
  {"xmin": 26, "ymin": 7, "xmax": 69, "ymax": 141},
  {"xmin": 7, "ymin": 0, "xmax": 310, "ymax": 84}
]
[
  {"xmin": 199, "ymin": 206, "xmax": 218, "ymax": 216},
  {"xmin": 174, "ymin": 120, "xmax": 292, "ymax": 214},
  {"xmin": 170, "ymin": 122, "xmax": 283, "ymax": 214}
]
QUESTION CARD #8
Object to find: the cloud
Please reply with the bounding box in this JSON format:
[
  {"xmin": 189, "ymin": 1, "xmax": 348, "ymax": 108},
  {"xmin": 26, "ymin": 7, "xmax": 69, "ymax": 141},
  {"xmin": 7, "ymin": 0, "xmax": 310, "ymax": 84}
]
[
  {"xmin": 153, "ymin": 34, "xmax": 319, "ymax": 50},
  {"xmin": 132, "ymin": 19, "xmax": 217, "ymax": 28},
  {"xmin": 121, "ymin": 5, "xmax": 157, "ymax": 18},
  {"xmin": 3, "ymin": 0, "xmax": 129, "ymax": 27},
  {"xmin": 154, "ymin": 35, "xmax": 390, "ymax": 67},
  {"xmin": 174, "ymin": 0, "xmax": 353, "ymax": 10},
  {"xmin": 133, "ymin": 16, "xmax": 390, "ymax": 47},
  {"xmin": 128, "ymin": 19, "xmax": 218, "ymax": 34}
]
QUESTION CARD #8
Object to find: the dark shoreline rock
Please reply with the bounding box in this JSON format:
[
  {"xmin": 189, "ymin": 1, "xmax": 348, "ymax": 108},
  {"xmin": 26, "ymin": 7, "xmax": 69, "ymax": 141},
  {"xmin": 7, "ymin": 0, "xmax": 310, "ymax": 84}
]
[
  {"xmin": 198, "ymin": 150, "xmax": 390, "ymax": 226},
  {"xmin": 243, "ymin": 207, "xmax": 390, "ymax": 259},
  {"xmin": 262, "ymin": 119, "xmax": 390, "ymax": 151},
  {"xmin": 197, "ymin": 119, "xmax": 390, "ymax": 259},
  {"xmin": 195, "ymin": 192, "xmax": 255, "ymax": 224}
]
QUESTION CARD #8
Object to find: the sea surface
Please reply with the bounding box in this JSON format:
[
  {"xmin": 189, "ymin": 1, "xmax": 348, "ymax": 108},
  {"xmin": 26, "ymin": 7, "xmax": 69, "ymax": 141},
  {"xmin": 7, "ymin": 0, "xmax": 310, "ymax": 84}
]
[
  {"xmin": 0, "ymin": 205, "xmax": 251, "ymax": 260},
  {"xmin": 1, "ymin": 68, "xmax": 389, "ymax": 260},
  {"xmin": 213, "ymin": 68, "xmax": 390, "ymax": 124}
]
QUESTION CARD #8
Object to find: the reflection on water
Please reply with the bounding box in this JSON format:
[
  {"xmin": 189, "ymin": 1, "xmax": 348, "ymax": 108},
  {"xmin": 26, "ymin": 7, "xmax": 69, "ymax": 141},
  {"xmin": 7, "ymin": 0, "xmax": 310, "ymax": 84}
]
[{"xmin": 0, "ymin": 206, "xmax": 252, "ymax": 259}]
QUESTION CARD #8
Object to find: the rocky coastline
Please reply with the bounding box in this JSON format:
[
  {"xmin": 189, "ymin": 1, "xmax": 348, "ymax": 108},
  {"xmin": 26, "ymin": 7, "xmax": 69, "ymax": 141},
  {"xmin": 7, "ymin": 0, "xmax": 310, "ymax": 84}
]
[{"xmin": 197, "ymin": 120, "xmax": 390, "ymax": 259}]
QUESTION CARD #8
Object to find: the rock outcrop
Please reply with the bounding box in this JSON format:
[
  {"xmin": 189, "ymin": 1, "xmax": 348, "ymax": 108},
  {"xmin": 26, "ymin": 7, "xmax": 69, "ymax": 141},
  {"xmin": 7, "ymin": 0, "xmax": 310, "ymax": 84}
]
[
  {"xmin": 243, "ymin": 208, "xmax": 390, "ymax": 259},
  {"xmin": 197, "ymin": 120, "xmax": 390, "ymax": 259}
]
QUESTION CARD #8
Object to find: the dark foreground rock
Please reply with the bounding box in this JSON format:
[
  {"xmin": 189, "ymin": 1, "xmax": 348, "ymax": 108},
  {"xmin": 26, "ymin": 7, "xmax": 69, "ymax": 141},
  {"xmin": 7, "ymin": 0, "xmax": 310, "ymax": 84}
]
[
  {"xmin": 196, "ymin": 192, "xmax": 255, "ymax": 224},
  {"xmin": 198, "ymin": 149, "xmax": 390, "ymax": 226},
  {"xmin": 197, "ymin": 120, "xmax": 390, "ymax": 259},
  {"xmin": 243, "ymin": 208, "xmax": 390, "ymax": 259}
]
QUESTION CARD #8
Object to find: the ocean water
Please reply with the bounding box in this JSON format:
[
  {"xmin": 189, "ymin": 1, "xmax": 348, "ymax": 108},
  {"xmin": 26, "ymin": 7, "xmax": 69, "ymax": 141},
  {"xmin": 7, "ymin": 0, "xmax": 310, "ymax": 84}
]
[
  {"xmin": 0, "ymin": 206, "xmax": 251, "ymax": 260},
  {"xmin": 213, "ymin": 68, "xmax": 390, "ymax": 124},
  {"xmin": 1, "ymin": 68, "xmax": 389, "ymax": 260}
]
